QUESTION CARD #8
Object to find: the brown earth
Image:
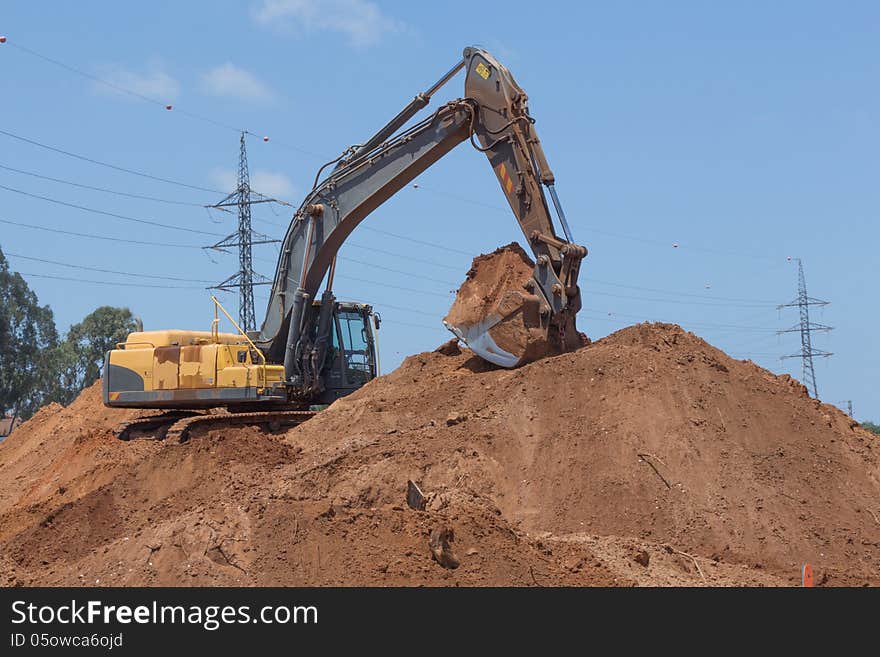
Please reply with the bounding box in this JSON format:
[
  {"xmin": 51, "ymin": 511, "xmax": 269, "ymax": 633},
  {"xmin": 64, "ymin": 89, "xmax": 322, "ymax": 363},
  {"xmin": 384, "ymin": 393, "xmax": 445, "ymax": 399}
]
[
  {"xmin": 444, "ymin": 242, "xmax": 536, "ymax": 329},
  {"xmin": 1, "ymin": 323, "xmax": 878, "ymax": 586},
  {"xmin": 444, "ymin": 243, "xmax": 559, "ymax": 365}
]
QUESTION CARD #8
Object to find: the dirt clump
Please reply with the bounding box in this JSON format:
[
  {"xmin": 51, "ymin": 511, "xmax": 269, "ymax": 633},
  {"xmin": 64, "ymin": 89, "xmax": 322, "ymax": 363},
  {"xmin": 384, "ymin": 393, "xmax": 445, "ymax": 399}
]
[
  {"xmin": 428, "ymin": 526, "xmax": 460, "ymax": 569},
  {"xmin": 1, "ymin": 322, "xmax": 878, "ymax": 587},
  {"xmin": 444, "ymin": 243, "xmax": 560, "ymax": 367},
  {"xmin": 444, "ymin": 243, "xmax": 536, "ymax": 328}
]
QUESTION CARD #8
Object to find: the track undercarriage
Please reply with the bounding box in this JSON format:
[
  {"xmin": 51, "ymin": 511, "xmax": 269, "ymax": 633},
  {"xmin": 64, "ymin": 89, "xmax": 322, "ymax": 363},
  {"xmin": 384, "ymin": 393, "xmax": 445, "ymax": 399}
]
[{"xmin": 115, "ymin": 408, "xmax": 318, "ymax": 443}]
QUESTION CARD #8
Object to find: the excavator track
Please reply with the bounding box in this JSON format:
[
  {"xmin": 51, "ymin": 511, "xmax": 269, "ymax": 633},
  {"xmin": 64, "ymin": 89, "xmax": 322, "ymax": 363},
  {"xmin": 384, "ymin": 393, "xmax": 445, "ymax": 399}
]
[
  {"xmin": 115, "ymin": 410, "xmax": 204, "ymax": 441},
  {"xmin": 165, "ymin": 409, "xmax": 318, "ymax": 443}
]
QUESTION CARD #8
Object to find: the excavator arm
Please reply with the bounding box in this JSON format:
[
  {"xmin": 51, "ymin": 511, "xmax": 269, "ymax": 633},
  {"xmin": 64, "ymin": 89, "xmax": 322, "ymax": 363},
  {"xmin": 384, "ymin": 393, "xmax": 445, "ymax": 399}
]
[{"xmin": 257, "ymin": 46, "xmax": 586, "ymax": 396}]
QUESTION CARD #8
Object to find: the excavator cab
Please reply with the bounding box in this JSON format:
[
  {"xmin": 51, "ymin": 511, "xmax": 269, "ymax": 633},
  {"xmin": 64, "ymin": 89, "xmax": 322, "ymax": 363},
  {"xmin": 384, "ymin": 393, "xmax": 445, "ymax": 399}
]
[{"xmin": 318, "ymin": 301, "xmax": 379, "ymax": 403}]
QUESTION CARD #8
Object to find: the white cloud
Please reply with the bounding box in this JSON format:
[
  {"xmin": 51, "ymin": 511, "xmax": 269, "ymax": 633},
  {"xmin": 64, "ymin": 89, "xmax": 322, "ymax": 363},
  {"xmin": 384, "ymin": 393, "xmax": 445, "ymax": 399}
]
[
  {"xmin": 200, "ymin": 63, "xmax": 275, "ymax": 103},
  {"xmin": 93, "ymin": 63, "xmax": 180, "ymax": 102},
  {"xmin": 210, "ymin": 168, "xmax": 238, "ymax": 192},
  {"xmin": 252, "ymin": 170, "xmax": 295, "ymax": 198},
  {"xmin": 210, "ymin": 168, "xmax": 295, "ymax": 199},
  {"xmin": 253, "ymin": 0, "xmax": 403, "ymax": 48}
]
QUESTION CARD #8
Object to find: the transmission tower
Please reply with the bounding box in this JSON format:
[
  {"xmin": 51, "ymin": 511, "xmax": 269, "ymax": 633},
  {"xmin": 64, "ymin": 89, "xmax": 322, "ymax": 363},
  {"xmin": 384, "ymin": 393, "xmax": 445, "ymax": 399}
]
[
  {"xmin": 206, "ymin": 132, "xmax": 281, "ymax": 332},
  {"xmin": 777, "ymin": 258, "xmax": 832, "ymax": 399}
]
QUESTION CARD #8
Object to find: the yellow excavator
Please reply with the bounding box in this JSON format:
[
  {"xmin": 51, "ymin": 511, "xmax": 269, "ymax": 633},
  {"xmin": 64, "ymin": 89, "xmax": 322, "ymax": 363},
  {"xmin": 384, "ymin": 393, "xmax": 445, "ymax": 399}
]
[{"xmin": 103, "ymin": 46, "xmax": 587, "ymax": 440}]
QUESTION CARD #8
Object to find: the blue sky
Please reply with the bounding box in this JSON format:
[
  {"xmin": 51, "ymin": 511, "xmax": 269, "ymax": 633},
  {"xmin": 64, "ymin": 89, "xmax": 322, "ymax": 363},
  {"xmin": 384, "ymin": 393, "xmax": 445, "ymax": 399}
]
[{"xmin": 1, "ymin": 1, "xmax": 877, "ymax": 418}]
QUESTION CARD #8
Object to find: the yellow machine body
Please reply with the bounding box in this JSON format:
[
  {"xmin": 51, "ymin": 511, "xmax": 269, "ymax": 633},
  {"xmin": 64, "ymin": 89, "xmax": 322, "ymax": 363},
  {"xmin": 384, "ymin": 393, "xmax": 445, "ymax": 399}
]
[{"xmin": 103, "ymin": 330, "xmax": 287, "ymax": 409}]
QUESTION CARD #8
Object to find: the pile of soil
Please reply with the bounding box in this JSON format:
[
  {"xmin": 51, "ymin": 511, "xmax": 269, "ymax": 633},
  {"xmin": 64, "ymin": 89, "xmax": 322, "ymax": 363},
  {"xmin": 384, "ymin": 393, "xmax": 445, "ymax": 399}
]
[{"xmin": 1, "ymin": 322, "xmax": 878, "ymax": 586}]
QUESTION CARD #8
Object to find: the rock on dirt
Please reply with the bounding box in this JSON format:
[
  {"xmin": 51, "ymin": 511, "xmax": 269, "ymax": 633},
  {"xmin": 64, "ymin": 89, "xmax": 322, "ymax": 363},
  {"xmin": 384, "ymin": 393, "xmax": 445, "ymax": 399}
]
[{"xmin": 429, "ymin": 527, "xmax": 460, "ymax": 569}]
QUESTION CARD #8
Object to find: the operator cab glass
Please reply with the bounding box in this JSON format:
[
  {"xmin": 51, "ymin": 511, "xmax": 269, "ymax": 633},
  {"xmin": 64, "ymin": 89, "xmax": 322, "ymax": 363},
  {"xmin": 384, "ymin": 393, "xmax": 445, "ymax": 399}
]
[
  {"xmin": 322, "ymin": 304, "xmax": 377, "ymax": 402},
  {"xmin": 337, "ymin": 310, "xmax": 372, "ymax": 386}
]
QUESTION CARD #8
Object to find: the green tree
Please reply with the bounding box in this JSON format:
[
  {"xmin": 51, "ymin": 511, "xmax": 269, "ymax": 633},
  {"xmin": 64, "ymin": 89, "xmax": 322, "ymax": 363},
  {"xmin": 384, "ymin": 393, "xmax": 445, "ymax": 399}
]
[
  {"xmin": 861, "ymin": 421, "xmax": 880, "ymax": 436},
  {"xmin": 0, "ymin": 248, "xmax": 60, "ymax": 420},
  {"xmin": 52, "ymin": 306, "xmax": 140, "ymax": 405}
]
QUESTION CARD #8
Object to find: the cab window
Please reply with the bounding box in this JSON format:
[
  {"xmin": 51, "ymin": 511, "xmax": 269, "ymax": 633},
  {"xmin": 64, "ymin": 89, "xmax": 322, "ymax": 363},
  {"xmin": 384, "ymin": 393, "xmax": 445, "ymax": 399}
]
[{"xmin": 335, "ymin": 311, "xmax": 373, "ymax": 385}]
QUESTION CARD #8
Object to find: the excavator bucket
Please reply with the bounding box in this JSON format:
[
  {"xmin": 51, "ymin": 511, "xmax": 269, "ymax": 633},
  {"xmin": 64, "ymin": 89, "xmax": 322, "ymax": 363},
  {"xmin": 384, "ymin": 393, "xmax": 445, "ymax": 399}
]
[
  {"xmin": 444, "ymin": 288, "xmax": 549, "ymax": 368},
  {"xmin": 443, "ymin": 243, "xmax": 581, "ymax": 368}
]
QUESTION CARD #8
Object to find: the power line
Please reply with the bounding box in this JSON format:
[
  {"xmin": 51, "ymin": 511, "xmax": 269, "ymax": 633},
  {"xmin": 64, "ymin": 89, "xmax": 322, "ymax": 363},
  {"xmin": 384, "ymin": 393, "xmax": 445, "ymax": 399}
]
[
  {"xmin": 0, "ymin": 183, "xmax": 223, "ymax": 236},
  {"xmin": 344, "ymin": 242, "xmax": 461, "ymax": 271},
  {"xmin": 0, "ymin": 163, "xmax": 208, "ymax": 207},
  {"xmin": 17, "ymin": 271, "xmax": 203, "ymax": 290},
  {"xmin": 252, "ymin": 254, "xmax": 454, "ymax": 300},
  {"xmin": 0, "ymin": 128, "xmax": 223, "ymax": 194},
  {"xmin": 336, "ymin": 275, "xmax": 453, "ymax": 299},
  {"xmin": 6, "ymin": 39, "xmax": 793, "ymax": 269},
  {"xmin": 360, "ymin": 225, "xmax": 473, "ymax": 256},
  {"xmin": 386, "ymin": 319, "xmax": 448, "ymax": 332},
  {"xmin": 6, "ymin": 40, "xmax": 243, "ymax": 133},
  {"xmin": 8, "ymin": 41, "xmax": 172, "ymax": 107},
  {"xmin": 267, "ymin": 178, "xmax": 789, "ymax": 266},
  {"xmin": 4, "ymin": 252, "xmax": 214, "ymax": 283},
  {"xmin": 714, "ymin": 332, "xmax": 784, "ymax": 352},
  {"xmin": 588, "ymin": 288, "xmax": 774, "ymax": 308},
  {"xmin": 340, "ymin": 256, "xmax": 454, "ymax": 286},
  {"xmin": 249, "ymin": 214, "xmax": 465, "ymax": 272},
  {"xmin": 3, "ymin": 40, "xmax": 798, "ymax": 331},
  {"xmin": 408, "ymin": 184, "xmax": 783, "ymax": 263},
  {"xmin": 0, "ymin": 118, "xmax": 479, "ymax": 266},
  {"xmin": 588, "ymin": 277, "xmax": 777, "ymax": 304},
  {"xmin": 360, "ymin": 301, "xmax": 440, "ymax": 318},
  {"xmin": 4, "ymin": 217, "xmax": 786, "ymax": 321},
  {"xmin": 258, "ymin": 225, "xmax": 779, "ymax": 305},
  {"xmin": 260, "ymin": 246, "xmax": 784, "ymax": 311},
  {"xmin": 579, "ymin": 309, "xmax": 779, "ymax": 332},
  {"xmin": 5, "ymin": 39, "xmax": 326, "ymax": 159},
  {"xmin": 0, "ymin": 216, "xmax": 204, "ymax": 249}
]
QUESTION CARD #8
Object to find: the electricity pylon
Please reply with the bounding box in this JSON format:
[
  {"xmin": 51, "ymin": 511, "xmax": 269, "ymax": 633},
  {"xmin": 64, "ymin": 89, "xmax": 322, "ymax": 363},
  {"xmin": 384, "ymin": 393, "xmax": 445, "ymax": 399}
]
[
  {"xmin": 778, "ymin": 258, "xmax": 832, "ymax": 399},
  {"xmin": 206, "ymin": 132, "xmax": 281, "ymax": 332}
]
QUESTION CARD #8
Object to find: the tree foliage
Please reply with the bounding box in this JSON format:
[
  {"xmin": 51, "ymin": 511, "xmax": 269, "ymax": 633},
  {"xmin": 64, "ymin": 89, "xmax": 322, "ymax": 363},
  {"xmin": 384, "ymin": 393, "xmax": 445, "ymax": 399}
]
[
  {"xmin": 861, "ymin": 421, "xmax": 880, "ymax": 436},
  {"xmin": 0, "ymin": 249, "xmax": 59, "ymax": 419},
  {"xmin": 0, "ymin": 247, "xmax": 140, "ymax": 417},
  {"xmin": 52, "ymin": 307, "xmax": 140, "ymax": 405}
]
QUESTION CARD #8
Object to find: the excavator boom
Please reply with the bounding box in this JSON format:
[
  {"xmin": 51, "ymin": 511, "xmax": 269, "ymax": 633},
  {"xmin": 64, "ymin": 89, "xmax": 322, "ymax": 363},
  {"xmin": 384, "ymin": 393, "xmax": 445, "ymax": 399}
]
[{"xmin": 259, "ymin": 46, "xmax": 586, "ymax": 388}]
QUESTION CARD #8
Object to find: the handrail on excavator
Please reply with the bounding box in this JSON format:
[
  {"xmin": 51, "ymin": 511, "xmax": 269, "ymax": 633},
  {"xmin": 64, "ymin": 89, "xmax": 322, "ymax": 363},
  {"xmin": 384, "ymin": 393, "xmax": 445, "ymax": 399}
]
[
  {"xmin": 211, "ymin": 295, "xmax": 268, "ymax": 390},
  {"xmin": 115, "ymin": 341, "xmax": 157, "ymax": 350}
]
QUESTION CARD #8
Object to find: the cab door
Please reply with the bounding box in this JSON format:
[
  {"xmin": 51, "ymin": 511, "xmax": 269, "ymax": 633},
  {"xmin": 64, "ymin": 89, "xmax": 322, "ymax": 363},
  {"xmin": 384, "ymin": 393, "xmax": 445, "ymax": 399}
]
[
  {"xmin": 319, "ymin": 308, "xmax": 376, "ymax": 403},
  {"xmin": 324, "ymin": 317, "xmax": 346, "ymax": 390},
  {"xmin": 337, "ymin": 310, "xmax": 375, "ymax": 387}
]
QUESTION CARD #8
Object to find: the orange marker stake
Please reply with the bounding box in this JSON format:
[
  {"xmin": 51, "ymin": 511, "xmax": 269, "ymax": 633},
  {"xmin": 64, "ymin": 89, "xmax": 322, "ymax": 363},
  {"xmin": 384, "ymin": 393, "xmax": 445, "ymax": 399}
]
[{"xmin": 802, "ymin": 563, "xmax": 814, "ymax": 587}]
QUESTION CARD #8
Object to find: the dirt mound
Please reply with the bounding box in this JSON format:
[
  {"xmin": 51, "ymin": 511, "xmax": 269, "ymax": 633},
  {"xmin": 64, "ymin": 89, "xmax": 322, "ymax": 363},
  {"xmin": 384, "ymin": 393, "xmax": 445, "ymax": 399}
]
[
  {"xmin": 1, "ymin": 322, "xmax": 878, "ymax": 586},
  {"xmin": 292, "ymin": 323, "xmax": 879, "ymax": 585},
  {"xmin": 0, "ymin": 383, "xmax": 618, "ymax": 586}
]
